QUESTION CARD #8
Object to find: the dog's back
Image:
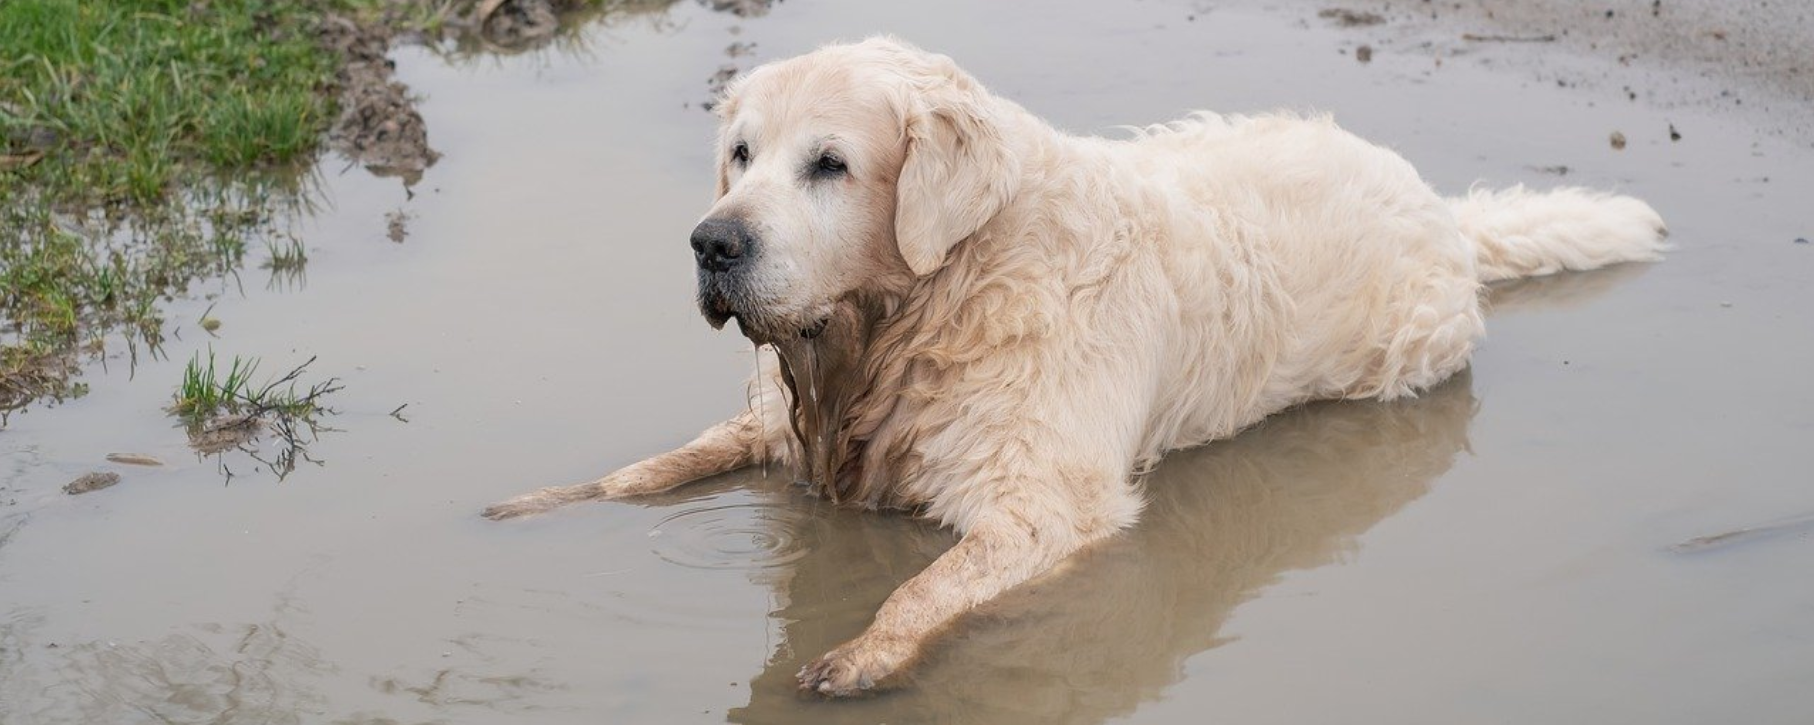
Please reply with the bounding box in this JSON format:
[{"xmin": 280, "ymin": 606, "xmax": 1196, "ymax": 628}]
[{"xmin": 1114, "ymin": 112, "xmax": 1662, "ymax": 454}]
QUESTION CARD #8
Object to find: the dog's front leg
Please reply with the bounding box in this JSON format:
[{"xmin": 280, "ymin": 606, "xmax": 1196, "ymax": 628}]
[
  {"xmin": 480, "ymin": 413, "xmax": 768, "ymax": 520},
  {"xmin": 483, "ymin": 350, "xmax": 792, "ymax": 520},
  {"xmin": 797, "ymin": 500, "xmax": 1124, "ymax": 696}
]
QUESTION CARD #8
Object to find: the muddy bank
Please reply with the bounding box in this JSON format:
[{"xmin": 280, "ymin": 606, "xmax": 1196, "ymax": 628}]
[{"xmin": 321, "ymin": 14, "xmax": 440, "ymax": 181}]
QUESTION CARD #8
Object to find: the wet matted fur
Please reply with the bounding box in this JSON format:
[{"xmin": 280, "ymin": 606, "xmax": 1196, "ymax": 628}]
[{"xmin": 484, "ymin": 37, "xmax": 1666, "ymax": 696}]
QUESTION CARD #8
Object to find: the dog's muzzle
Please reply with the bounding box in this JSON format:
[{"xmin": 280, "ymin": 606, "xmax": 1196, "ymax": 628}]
[{"xmin": 691, "ymin": 216, "xmax": 756, "ymax": 330}]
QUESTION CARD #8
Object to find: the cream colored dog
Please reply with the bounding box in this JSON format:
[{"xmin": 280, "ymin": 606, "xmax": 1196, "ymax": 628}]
[{"xmin": 484, "ymin": 37, "xmax": 1665, "ymax": 695}]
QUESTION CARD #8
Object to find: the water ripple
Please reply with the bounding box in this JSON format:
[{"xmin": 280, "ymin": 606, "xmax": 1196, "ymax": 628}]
[{"xmin": 647, "ymin": 503, "xmax": 811, "ymax": 571}]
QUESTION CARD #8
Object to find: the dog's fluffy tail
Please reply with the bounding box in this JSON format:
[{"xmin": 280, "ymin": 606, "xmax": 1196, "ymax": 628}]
[{"xmin": 1449, "ymin": 185, "xmax": 1667, "ymax": 282}]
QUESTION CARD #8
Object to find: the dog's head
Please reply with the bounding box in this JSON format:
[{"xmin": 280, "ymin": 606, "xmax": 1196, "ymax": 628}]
[{"xmin": 691, "ymin": 37, "xmax": 1021, "ymax": 343}]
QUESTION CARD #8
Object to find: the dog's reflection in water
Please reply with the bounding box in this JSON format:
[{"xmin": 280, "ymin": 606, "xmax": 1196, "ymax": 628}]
[{"xmin": 714, "ymin": 371, "xmax": 1477, "ymax": 724}]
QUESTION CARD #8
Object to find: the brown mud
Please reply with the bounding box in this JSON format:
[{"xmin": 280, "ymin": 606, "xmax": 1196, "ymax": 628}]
[{"xmin": 321, "ymin": 14, "xmax": 441, "ymax": 182}]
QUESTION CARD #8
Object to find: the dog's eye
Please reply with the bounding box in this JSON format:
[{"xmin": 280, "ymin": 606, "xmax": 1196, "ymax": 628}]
[
  {"xmin": 731, "ymin": 142, "xmax": 750, "ymax": 165},
  {"xmin": 814, "ymin": 153, "xmax": 846, "ymax": 177}
]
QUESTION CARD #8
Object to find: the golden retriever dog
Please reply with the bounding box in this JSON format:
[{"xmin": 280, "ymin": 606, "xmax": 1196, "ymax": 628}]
[{"xmin": 484, "ymin": 37, "xmax": 1666, "ymax": 696}]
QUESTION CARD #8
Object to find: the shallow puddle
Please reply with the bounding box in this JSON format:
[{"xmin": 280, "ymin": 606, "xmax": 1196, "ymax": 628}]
[{"xmin": 2, "ymin": 1, "xmax": 1812, "ymax": 723}]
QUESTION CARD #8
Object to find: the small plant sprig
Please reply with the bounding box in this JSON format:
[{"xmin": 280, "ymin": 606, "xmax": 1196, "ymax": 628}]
[
  {"xmin": 171, "ymin": 350, "xmax": 341, "ymax": 422},
  {"xmin": 172, "ymin": 350, "xmax": 341, "ymax": 478}
]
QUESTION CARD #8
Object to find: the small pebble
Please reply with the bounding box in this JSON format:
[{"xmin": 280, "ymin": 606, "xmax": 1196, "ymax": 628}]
[
  {"xmin": 63, "ymin": 472, "xmax": 121, "ymax": 495},
  {"xmin": 1796, "ymin": 237, "xmax": 1810, "ymax": 244},
  {"xmin": 1610, "ymin": 131, "xmax": 1627, "ymax": 150},
  {"xmin": 1356, "ymin": 45, "xmax": 1374, "ymax": 63}
]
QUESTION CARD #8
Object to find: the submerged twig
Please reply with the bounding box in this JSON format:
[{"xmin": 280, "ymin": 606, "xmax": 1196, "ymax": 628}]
[
  {"xmin": 1670, "ymin": 511, "xmax": 1814, "ymax": 554},
  {"xmin": 1462, "ymin": 33, "xmax": 1558, "ymax": 43}
]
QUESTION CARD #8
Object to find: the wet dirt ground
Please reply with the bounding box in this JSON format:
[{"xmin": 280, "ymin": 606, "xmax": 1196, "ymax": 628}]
[{"xmin": 3, "ymin": 1, "xmax": 1812, "ymax": 723}]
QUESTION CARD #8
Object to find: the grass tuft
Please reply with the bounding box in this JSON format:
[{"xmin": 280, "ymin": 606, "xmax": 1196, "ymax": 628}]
[{"xmin": 171, "ymin": 349, "xmax": 340, "ymax": 422}]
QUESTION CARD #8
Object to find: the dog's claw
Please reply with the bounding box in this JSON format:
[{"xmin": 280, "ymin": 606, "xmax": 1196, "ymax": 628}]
[
  {"xmin": 479, "ymin": 503, "xmax": 528, "ymax": 520},
  {"xmin": 796, "ymin": 643, "xmax": 895, "ymax": 697}
]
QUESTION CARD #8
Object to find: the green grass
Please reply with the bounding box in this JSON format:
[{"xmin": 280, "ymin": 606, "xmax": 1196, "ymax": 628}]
[
  {"xmin": 171, "ymin": 349, "xmax": 338, "ymax": 421},
  {"xmin": 0, "ymin": 194, "xmax": 264, "ymax": 414},
  {"xmin": 0, "ymin": 0, "xmax": 373, "ymax": 417},
  {"xmin": 173, "ymin": 350, "xmax": 263, "ymax": 418},
  {"xmin": 0, "ymin": 0, "xmax": 353, "ymax": 204}
]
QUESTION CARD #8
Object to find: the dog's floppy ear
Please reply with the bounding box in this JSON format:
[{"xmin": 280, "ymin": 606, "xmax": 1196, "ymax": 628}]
[{"xmin": 895, "ymin": 55, "xmax": 1020, "ymax": 276}]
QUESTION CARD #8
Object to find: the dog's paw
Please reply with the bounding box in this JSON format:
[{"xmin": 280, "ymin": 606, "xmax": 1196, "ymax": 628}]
[
  {"xmin": 479, "ymin": 488, "xmax": 567, "ymax": 520},
  {"xmin": 796, "ymin": 640, "xmax": 906, "ymax": 697}
]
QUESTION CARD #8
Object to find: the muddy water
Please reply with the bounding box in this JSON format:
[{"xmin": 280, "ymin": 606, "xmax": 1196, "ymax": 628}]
[{"xmin": 3, "ymin": 1, "xmax": 1813, "ymax": 723}]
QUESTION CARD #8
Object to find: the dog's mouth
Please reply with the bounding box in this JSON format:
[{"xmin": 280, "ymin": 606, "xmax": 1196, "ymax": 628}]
[
  {"xmin": 696, "ymin": 270, "xmax": 834, "ymax": 343},
  {"xmin": 728, "ymin": 312, "xmax": 831, "ymax": 344},
  {"xmin": 701, "ymin": 296, "xmax": 831, "ymax": 344}
]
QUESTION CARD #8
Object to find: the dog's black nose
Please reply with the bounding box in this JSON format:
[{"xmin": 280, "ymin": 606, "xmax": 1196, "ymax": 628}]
[{"xmin": 691, "ymin": 217, "xmax": 751, "ymax": 272}]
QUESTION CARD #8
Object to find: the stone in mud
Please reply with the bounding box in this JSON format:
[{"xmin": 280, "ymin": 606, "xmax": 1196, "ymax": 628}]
[{"xmin": 63, "ymin": 472, "xmax": 121, "ymax": 495}]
